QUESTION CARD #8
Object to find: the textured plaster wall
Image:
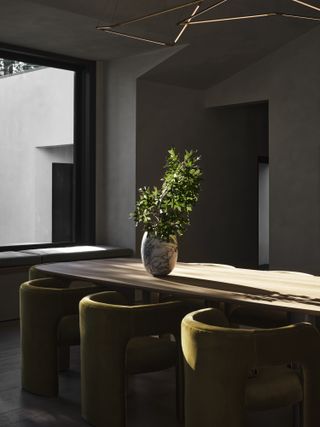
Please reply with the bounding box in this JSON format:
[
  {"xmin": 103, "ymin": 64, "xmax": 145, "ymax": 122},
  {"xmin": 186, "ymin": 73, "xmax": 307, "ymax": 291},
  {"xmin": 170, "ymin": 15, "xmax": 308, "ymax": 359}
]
[
  {"xmin": 136, "ymin": 79, "xmax": 209, "ymax": 261},
  {"xmin": 0, "ymin": 67, "xmax": 74, "ymax": 245},
  {"xmin": 205, "ymin": 26, "xmax": 320, "ymax": 273},
  {"xmin": 95, "ymin": 47, "xmax": 183, "ymax": 251}
]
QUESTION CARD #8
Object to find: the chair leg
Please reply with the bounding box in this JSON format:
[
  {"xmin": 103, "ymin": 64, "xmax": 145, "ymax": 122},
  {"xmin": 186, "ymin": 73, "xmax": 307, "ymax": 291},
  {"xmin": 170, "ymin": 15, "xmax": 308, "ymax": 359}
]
[
  {"xmin": 176, "ymin": 357, "xmax": 185, "ymax": 423},
  {"xmin": 293, "ymin": 403, "xmax": 302, "ymax": 427},
  {"xmin": 20, "ymin": 318, "xmax": 59, "ymax": 396},
  {"xmin": 58, "ymin": 345, "xmax": 70, "ymax": 371},
  {"xmin": 81, "ymin": 308, "xmax": 128, "ymax": 427}
]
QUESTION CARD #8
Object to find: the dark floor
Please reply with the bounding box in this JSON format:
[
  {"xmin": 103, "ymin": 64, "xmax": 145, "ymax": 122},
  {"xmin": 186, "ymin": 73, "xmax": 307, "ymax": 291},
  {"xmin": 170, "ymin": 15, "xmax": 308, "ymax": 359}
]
[
  {"xmin": 0, "ymin": 320, "xmax": 180, "ymax": 427},
  {"xmin": 0, "ymin": 321, "xmax": 293, "ymax": 427}
]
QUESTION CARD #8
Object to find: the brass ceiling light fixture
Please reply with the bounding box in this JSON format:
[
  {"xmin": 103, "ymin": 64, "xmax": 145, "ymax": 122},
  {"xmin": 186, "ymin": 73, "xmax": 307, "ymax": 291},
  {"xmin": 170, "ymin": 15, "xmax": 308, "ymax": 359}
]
[
  {"xmin": 181, "ymin": 0, "xmax": 320, "ymax": 26},
  {"xmin": 96, "ymin": 0, "xmax": 320, "ymax": 47},
  {"xmin": 96, "ymin": 0, "xmax": 206, "ymax": 46}
]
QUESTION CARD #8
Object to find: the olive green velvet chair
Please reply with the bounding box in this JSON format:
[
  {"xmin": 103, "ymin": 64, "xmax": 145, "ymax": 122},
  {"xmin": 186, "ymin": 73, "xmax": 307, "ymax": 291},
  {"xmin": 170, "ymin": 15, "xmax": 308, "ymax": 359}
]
[
  {"xmin": 20, "ymin": 277, "xmax": 112, "ymax": 397},
  {"xmin": 182, "ymin": 307, "xmax": 320, "ymax": 427},
  {"xmin": 80, "ymin": 291, "xmax": 195, "ymax": 427}
]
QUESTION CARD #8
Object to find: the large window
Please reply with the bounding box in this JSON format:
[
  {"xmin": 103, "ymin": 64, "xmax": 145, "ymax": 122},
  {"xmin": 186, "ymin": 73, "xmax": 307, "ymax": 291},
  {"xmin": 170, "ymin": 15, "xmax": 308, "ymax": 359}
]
[{"xmin": 0, "ymin": 47, "xmax": 95, "ymax": 250}]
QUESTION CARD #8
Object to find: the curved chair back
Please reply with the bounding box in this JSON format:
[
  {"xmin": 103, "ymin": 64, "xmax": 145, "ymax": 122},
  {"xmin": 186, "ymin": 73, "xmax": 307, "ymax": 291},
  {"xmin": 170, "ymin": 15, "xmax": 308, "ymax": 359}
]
[
  {"xmin": 80, "ymin": 291, "xmax": 195, "ymax": 427},
  {"xmin": 182, "ymin": 308, "xmax": 320, "ymax": 427},
  {"xmin": 20, "ymin": 277, "xmax": 108, "ymax": 396}
]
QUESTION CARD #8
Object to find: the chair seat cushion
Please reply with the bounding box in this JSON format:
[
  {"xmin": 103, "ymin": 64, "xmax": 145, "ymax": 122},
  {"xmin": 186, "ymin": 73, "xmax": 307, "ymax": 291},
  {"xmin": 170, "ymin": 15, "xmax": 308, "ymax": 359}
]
[
  {"xmin": 245, "ymin": 365, "xmax": 303, "ymax": 411},
  {"xmin": 126, "ymin": 336, "xmax": 177, "ymax": 374}
]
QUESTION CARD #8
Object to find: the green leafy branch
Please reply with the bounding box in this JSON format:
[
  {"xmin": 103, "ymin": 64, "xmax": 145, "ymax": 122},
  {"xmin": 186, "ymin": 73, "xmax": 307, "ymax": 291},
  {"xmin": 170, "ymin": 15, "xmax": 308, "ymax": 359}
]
[{"xmin": 131, "ymin": 148, "xmax": 202, "ymax": 242}]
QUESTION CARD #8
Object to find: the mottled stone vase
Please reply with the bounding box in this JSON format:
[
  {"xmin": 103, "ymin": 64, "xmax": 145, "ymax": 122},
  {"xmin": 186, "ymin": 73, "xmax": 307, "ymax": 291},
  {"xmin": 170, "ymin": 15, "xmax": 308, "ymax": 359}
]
[{"xmin": 141, "ymin": 232, "xmax": 178, "ymax": 276}]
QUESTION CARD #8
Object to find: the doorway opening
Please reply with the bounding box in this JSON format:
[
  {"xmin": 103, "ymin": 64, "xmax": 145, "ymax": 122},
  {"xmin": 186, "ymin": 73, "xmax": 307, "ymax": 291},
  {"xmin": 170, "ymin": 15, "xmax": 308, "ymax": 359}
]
[
  {"xmin": 205, "ymin": 101, "xmax": 269, "ymax": 268},
  {"xmin": 258, "ymin": 158, "xmax": 269, "ymax": 268},
  {"xmin": 257, "ymin": 103, "xmax": 269, "ymax": 269}
]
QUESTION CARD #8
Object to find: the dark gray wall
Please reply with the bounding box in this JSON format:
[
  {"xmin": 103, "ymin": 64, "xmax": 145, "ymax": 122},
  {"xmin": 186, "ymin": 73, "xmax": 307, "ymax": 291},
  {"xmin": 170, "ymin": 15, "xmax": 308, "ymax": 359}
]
[
  {"xmin": 137, "ymin": 80, "xmax": 267, "ymax": 266},
  {"xmin": 95, "ymin": 47, "xmax": 182, "ymax": 251},
  {"xmin": 136, "ymin": 80, "xmax": 207, "ymax": 260},
  {"xmin": 205, "ymin": 25, "xmax": 320, "ymax": 274}
]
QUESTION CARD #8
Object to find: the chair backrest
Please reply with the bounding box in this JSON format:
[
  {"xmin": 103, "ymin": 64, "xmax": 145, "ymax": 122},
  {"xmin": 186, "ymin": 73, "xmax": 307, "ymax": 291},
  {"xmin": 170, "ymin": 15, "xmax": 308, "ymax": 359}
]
[
  {"xmin": 80, "ymin": 291, "xmax": 195, "ymax": 427},
  {"xmin": 182, "ymin": 308, "xmax": 320, "ymax": 427},
  {"xmin": 20, "ymin": 277, "xmax": 105, "ymax": 397},
  {"xmin": 20, "ymin": 277, "xmax": 101, "ymax": 318},
  {"xmin": 80, "ymin": 290, "xmax": 191, "ymax": 340}
]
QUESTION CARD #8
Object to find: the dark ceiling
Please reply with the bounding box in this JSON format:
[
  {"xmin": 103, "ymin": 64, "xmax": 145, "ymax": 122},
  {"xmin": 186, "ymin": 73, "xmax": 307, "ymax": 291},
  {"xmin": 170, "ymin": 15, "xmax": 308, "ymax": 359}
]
[{"xmin": 0, "ymin": 0, "xmax": 319, "ymax": 88}]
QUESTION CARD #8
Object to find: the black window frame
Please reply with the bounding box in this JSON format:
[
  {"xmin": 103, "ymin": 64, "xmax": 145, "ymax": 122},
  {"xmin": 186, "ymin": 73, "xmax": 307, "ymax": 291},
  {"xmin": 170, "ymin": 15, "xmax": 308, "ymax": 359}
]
[{"xmin": 0, "ymin": 43, "xmax": 96, "ymax": 251}]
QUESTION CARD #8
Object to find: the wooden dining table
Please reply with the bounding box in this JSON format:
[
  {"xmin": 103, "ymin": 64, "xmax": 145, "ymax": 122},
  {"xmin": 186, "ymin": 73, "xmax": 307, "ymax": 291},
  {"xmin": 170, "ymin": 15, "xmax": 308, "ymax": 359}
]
[{"xmin": 34, "ymin": 258, "xmax": 320, "ymax": 317}]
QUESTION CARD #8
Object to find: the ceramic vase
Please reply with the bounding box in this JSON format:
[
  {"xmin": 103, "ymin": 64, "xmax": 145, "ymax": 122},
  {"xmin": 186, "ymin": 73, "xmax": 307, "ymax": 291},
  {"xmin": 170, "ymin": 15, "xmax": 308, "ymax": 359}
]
[{"xmin": 141, "ymin": 232, "xmax": 178, "ymax": 276}]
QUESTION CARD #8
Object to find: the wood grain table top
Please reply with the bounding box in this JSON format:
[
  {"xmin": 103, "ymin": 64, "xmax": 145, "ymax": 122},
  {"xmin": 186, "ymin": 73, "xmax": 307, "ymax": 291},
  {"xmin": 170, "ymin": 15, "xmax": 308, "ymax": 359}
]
[{"xmin": 35, "ymin": 258, "xmax": 320, "ymax": 315}]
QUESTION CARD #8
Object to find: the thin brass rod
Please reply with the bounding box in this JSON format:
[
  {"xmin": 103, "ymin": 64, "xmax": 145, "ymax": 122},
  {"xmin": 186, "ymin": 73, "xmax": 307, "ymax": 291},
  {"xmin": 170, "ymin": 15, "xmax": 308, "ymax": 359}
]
[
  {"xmin": 95, "ymin": 28, "xmax": 169, "ymax": 46},
  {"xmin": 184, "ymin": 13, "xmax": 278, "ymax": 24},
  {"xmin": 174, "ymin": 4, "xmax": 200, "ymax": 44},
  {"xmin": 97, "ymin": 0, "xmax": 320, "ymax": 47},
  {"xmin": 183, "ymin": 11, "xmax": 320, "ymax": 25},
  {"xmin": 100, "ymin": 0, "xmax": 205, "ymax": 29},
  {"xmin": 281, "ymin": 12, "xmax": 320, "ymax": 21},
  {"xmin": 289, "ymin": 0, "xmax": 320, "ymax": 12},
  {"xmin": 177, "ymin": 0, "xmax": 229, "ymax": 25}
]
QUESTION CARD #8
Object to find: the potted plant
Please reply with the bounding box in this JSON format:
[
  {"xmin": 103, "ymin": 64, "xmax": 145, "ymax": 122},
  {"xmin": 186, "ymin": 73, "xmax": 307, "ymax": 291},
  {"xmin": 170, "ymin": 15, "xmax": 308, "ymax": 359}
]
[{"xmin": 132, "ymin": 148, "xmax": 202, "ymax": 276}]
